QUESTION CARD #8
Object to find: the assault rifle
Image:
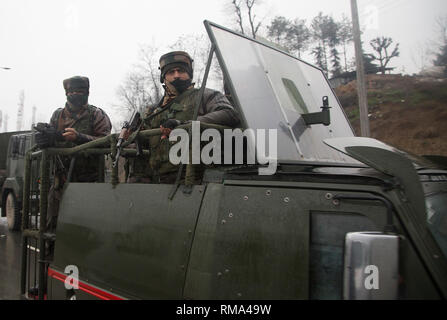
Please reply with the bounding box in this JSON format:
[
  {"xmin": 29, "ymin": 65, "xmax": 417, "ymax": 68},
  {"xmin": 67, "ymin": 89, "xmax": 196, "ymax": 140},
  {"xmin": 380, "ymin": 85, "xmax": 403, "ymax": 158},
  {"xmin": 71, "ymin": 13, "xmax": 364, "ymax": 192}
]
[
  {"xmin": 113, "ymin": 110, "xmax": 142, "ymax": 167},
  {"xmin": 33, "ymin": 122, "xmax": 65, "ymax": 148}
]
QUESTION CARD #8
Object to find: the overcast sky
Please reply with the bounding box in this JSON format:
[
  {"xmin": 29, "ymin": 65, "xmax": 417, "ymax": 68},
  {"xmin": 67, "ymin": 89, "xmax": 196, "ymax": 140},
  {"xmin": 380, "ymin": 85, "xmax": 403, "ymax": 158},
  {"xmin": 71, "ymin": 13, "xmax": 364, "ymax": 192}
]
[{"xmin": 1, "ymin": 0, "xmax": 446, "ymax": 132}]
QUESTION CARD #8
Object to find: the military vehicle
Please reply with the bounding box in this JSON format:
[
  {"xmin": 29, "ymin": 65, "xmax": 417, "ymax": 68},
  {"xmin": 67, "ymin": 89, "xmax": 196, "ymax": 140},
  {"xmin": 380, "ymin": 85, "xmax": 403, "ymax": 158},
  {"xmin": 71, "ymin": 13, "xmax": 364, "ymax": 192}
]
[
  {"xmin": 20, "ymin": 21, "xmax": 447, "ymax": 300},
  {"xmin": 0, "ymin": 130, "xmax": 33, "ymax": 231}
]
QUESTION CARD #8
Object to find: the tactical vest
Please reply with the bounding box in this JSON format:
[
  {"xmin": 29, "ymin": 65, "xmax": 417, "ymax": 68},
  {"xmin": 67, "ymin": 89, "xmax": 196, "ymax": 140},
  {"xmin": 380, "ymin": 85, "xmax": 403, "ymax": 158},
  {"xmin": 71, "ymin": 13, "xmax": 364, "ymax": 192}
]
[
  {"xmin": 129, "ymin": 88, "xmax": 199, "ymax": 181},
  {"xmin": 54, "ymin": 104, "xmax": 101, "ymax": 182}
]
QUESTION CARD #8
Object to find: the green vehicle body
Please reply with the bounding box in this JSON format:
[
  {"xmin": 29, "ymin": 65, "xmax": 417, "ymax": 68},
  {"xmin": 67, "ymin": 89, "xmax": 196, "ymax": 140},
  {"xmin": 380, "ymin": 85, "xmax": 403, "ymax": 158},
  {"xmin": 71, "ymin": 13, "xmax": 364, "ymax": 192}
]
[
  {"xmin": 21, "ymin": 21, "xmax": 447, "ymax": 300},
  {"xmin": 0, "ymin": 131, "xmax": 33, "ymax": 230}
]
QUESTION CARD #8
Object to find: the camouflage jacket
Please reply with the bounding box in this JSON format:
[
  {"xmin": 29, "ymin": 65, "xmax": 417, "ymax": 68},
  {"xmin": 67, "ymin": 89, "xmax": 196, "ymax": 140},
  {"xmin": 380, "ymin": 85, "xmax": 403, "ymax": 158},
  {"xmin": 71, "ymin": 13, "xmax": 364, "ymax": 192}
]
[
  {"xmin": 127, "ymin": 87, "xmax": 239, "ymax": 182},
  {"xmin": 142, "ymin": 87, "xmax": 239, "ymax": 129},
  {"xmin": 50, "ymin": 103, "xmax": 112, "ymax": 145},
  {"xmin": 49, "ymin": 103, "xmax": 112, "ymax": 182}
]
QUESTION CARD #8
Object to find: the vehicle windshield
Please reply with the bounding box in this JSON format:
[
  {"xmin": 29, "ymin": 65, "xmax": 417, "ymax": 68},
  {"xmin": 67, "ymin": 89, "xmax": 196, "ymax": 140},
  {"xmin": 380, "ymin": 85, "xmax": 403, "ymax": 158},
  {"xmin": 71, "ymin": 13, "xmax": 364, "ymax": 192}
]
[
  {"xmin": 206, "ymin": 21, "xmax": 357, "ymax": 164},
  {"xmin": 425, "ymin": 192, "xmax": 447, "ymax": 258}
]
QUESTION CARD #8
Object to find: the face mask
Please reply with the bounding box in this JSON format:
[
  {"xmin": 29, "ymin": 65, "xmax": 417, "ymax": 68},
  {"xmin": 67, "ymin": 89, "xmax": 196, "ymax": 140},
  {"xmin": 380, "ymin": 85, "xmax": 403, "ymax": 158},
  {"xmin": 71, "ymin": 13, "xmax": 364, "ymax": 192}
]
[
  {"xmin": 169, "ymin": 78, "xmax": 192, "ymax": 94},
  {"xmin": 67, "ymin": 94, "xmax": 88, "ymax": 109}
]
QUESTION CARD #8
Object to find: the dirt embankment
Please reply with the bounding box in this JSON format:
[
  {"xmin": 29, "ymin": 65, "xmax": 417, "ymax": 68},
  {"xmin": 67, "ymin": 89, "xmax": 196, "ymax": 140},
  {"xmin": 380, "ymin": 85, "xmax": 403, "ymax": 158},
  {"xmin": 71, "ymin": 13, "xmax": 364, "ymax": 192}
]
[{"xmin": 335, "ymin": 74, "xmax": 447, "ymax": 156}]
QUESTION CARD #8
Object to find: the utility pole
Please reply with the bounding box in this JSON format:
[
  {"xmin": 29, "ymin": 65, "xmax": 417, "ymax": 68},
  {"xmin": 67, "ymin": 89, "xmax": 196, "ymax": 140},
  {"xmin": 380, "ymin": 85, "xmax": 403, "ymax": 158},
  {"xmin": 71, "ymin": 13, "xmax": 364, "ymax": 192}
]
[
  {"xmin": 351, "ymin": 0, "xmax": 370, "ymax": 137},
  {"xmin": 0, "ymin": 110, "xmax": 2, "ymax": 131},
  {"xmin": 17, "ymin": 90, "xmax": 25, "ymax": 131},
  {"xmin": 32, "ymin": 105, "xmax": 37, "ymax": 128},
  {"xmin": 4, "ymin": 113, "xmax": 9, "ymax": 132}
]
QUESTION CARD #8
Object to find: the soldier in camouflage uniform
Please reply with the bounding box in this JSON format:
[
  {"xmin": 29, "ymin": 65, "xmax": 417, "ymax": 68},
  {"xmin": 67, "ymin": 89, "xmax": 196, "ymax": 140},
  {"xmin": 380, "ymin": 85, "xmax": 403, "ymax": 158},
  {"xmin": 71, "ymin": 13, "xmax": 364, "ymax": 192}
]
[
  {"xmin": 127, "ymin": 51, "xmax": 239, "ymax": 184},
  {"xmin": 42, "ymin": 76, "xmax": 112, "ymax": 230},
  {"xmin": 49, "ymin": 76, "xmax": 112, "ymax": 180}
]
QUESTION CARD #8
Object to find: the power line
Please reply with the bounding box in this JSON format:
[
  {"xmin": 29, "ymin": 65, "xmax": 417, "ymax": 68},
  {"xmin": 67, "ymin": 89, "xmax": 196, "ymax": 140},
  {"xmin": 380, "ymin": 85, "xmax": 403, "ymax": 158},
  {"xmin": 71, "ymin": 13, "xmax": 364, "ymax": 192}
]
[
  {"xmin": 364, "ymin": 0, "xmax": 394, "ymax": 11},
  {"xmin": 360, "ymin": 0, "xmax": 407, "ymax": 12},
  {"xmin": 378, "ymin": 0, "xmax": 409, "ymax": 12},
  {"xmin": 359, "ymin": 0, "xmax": 406, "ymax": 17},
  {"xmin": 358, "ymin": 0, "xmax": 410, "ymax": 20}
]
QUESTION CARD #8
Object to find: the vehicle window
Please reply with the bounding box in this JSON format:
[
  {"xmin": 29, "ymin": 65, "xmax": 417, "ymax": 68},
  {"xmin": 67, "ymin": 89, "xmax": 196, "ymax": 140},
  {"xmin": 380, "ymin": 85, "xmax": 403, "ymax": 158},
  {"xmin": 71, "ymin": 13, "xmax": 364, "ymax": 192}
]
[
  {"xmin": 10, "ymin": 136, "xmax": 20, "ymax": 159},
  {"xmin": 310, "ymin": 211, "xmax": 379, "ymax": 299},
  {"xmin": 19, "ymin": 136, "xmax": 26, "ymax": 156},
  {"xmin": 282, "ymin": 78, "xmax": 309, "ymax": 114},
  {"xmin": 425, "ymin": 192, "xmax": 447, "ymax": 258}
]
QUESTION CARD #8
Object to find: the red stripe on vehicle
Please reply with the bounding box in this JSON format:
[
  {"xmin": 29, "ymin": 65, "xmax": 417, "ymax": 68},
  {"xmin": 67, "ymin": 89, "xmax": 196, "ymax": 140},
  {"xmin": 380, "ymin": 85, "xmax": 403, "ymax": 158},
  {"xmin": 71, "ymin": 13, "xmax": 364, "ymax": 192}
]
[{"xmin": 47, "ymin": 267, "xmax": 125, "ymax": 300}]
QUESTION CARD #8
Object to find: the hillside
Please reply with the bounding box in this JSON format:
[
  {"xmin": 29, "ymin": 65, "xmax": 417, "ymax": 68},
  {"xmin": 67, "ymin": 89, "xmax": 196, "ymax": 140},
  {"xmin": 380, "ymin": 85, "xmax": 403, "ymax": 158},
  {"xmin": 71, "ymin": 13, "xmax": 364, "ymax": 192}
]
[{"xmin": 335, "ymin": 74, "xmax": 447, "ymax": 156}]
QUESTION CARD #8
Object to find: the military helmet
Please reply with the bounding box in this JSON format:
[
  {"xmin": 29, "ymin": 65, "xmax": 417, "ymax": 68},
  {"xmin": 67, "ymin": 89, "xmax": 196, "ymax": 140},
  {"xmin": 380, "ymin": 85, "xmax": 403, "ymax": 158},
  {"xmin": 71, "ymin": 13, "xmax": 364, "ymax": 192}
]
[
  {"xmin": 63, "ymin": 76, "xmax": 90, "ymax": 93},
  {"xmin": 159, "ymin": 51, "xmax": 193, "ymax": 83}
]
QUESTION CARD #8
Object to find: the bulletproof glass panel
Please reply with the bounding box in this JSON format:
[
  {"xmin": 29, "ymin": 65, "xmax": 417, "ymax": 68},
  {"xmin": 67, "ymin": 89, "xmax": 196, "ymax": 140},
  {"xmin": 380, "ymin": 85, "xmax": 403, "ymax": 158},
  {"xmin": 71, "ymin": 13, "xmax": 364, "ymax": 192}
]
[{"xmin": 206, "ymin": 21, "xmax": 357, "ymax": 164}]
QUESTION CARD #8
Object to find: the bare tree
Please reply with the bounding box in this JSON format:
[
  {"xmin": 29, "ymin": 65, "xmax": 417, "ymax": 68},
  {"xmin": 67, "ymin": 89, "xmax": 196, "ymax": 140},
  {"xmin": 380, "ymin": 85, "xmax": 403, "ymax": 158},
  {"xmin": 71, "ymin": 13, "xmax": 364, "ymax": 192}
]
[
  {"xmin": 435, "ymin": 15, "xmax": 447, "ymax": 47},
  {"xmin": 425, "ymin": 16, "xmax": 447, "ymax": 60},
  {"xmin": 432, "ymin": 16, "xmax": 447, "ymax": 76},
  {"xmin": 116, "ymin": 73, "xmax": 150, "ymax": 114},
  {"xmin": 115, "ymin": 43, "xmax": 162, "ymax": 116},
  {"xmin": 327, "ymin": 19, "xmax": 342, "ymax": 77},
  {"xmin": 311, "ymin": 12, "xmax": 335, "ymax": 76},
  {"xmin": 369, "ymin": 36, "xmax": 400, "ymax": 74},
  {"xmin": 337, "ymin": 15, "xmax": 353, "ymax": 73},
  {"xmin": 245, "ymin": 0, "xmax": 262, "ymax": 38},
  {"xmin": 411, "ymin": 42, "xmax": 431, "ymax": 72},
  {"xmin": 139, "ymin": 45, "xmax": 163, "ymax": 103},
  {"xmin": 286, "ymin": 18, "xmax": 311, "ymax": 59},
  {"xmin": 267, "ymin": 15, "xmax": 291, "ymax": 52},
  {"xmin": 231, "ymin": 0, "xmax": 245, "ymax": 35},
  {"xmin": 227, "ymin": 0, "xmax": 265, "ymax": 38}
]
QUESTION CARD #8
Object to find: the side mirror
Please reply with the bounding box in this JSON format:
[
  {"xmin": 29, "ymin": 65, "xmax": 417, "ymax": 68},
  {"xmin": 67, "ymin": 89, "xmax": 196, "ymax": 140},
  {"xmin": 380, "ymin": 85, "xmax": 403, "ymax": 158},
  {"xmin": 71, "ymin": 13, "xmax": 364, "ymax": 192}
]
[{"xmin": 343, "ymin": 232, "xmax": 399, "ymax": 300}]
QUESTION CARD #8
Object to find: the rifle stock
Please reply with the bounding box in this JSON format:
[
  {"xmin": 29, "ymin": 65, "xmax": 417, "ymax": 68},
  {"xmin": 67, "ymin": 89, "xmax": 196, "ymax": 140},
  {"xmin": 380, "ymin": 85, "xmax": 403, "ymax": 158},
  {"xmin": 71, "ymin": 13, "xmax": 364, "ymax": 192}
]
[{"xmin": 113, "ymin": 111, "xmax": 142, "ymax": 167}]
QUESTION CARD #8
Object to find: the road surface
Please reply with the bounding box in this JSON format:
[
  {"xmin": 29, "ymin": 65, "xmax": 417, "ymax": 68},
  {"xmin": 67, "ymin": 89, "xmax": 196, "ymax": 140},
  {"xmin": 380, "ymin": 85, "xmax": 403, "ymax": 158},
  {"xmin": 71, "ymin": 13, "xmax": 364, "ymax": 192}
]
[{"xmin": 0, "ymin": 216, "xmax": 23, "ymax": 300}]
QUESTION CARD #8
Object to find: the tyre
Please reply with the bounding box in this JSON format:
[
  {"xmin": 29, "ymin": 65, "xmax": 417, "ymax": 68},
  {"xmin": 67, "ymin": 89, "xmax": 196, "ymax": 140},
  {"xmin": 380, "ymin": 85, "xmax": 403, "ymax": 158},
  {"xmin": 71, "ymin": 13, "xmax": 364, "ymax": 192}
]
[{"xmin": 5, "ymin": 192, "xmax": 21, "ymax": 231}]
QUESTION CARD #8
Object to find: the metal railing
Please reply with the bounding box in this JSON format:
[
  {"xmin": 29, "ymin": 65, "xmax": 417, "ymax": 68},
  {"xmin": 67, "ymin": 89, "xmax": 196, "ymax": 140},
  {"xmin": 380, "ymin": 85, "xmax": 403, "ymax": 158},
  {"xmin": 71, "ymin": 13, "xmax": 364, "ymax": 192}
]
[{"xmin": 19, "ymin": 123, "xmax": 228, "ymax": 300}]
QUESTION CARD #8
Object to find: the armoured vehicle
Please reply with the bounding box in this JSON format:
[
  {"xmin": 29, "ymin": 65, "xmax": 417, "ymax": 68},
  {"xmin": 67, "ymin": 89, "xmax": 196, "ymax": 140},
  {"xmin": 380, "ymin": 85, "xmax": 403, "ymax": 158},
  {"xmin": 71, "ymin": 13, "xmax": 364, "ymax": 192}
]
[
  {"xmin": 21, "ymin": 21, "xmax": 447, "ymax": 300},
  {"xmin": 0, "ymin": 131, "xmax": 33, "ymax": 231}
]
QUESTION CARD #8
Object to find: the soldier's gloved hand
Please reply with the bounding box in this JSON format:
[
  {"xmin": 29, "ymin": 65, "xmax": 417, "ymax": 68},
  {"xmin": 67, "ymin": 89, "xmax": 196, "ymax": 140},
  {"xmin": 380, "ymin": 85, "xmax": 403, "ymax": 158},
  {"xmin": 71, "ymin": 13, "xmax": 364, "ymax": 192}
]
[
  {"xmin": 160, "ymin": 119, "xmax": 181, "ymax": 140},
  {"xmin": 34, "ymin": 132, "xmax": 55, "ymax": 149},
  {"xmin": 162, "ymin": 119, "xmax": 181, "ymax": 129},
  {"xmin": 35, "ymin": 132, "xmax": 51, "ymax": 148},
  {"xmin": 34, "ymin": 123, "xmax": 60, "ymax": 148},
  {"xmin": 54, "ymin": 130, "xmax": 65, "ymax": 141}
]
